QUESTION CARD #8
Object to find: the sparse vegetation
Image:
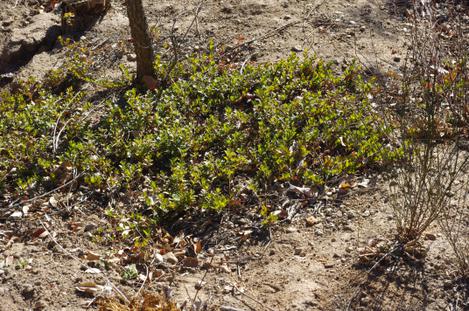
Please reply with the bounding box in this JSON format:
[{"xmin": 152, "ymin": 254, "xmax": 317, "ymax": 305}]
[
  {"xmin": 384, "ymin": 3, "xmax": 469, "ymax": 245},
  {"xmin": 389, "ymin": 142, "xmax": 468, "ymax": 243}
]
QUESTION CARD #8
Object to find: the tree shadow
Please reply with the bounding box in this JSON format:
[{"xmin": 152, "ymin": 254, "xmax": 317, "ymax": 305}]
[
  {"xmin": 0, "ymin": 24, "xmax": 61, "ymax": 78},
  {"xmin": 347, "ymin": 254, "xmax": 431, "ymax": 310},
  {"xmin": 59, "ymin": 0, "xmax": 111, "ymax": 39},
  {"xmin": 159, "ymin": 204, "xmax": 271, "ymax": 252}
]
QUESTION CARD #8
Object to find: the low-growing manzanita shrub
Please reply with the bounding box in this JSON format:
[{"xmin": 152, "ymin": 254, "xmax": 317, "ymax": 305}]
[{"xmin": 0, "ymin": 53, "xmax": 398, "ymax": 216}]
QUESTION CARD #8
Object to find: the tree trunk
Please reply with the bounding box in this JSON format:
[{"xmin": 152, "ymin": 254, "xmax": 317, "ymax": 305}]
[{"xmin": 125, "ymin": 0, "xmax": 155, "ymax": 82}]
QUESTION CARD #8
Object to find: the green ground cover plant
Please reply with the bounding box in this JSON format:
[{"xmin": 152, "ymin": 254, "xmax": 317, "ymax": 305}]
[{"xmin": 0, "ymin": 52, "xmax": 398, "ymax": 218}]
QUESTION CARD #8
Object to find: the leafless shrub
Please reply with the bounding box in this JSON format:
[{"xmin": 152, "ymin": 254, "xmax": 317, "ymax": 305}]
[
  {"xmin": 387, "ymin": 1, "xmax": 469, "ymax": 244},
  {"xmin": 390, "ymin": 142, "xmax": 469, "ymax": 243},
  {"xmin": 439, "ymin": 176, "xmax": 469, "ymax": 278}
]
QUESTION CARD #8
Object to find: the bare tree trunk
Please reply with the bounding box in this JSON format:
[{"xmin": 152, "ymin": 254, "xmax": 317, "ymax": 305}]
[{"xmin": 125, "ymin": 0, "xmax": 155, "ymax": 82}]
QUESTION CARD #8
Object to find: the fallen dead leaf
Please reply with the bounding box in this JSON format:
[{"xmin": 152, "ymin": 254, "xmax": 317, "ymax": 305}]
[
  {"xmin": 76, "ymin": 282, "xmax": 101, "ymax": 295},
  {"xmin": 83, "ymin": 251, "xmax": 101, "ymax": 261},
  {"xmin": 339, "ymin": 181, "xmax": 351, "ymax": 191},
  {"xmin": 31, "ymin": 228, "xmax": 49, "ymax": 239},
  {"xmin": 182, "ymin": 257, "xmax": 199, "ymax": 268},
  {"xmin": 193, "ymin": 240, "xmax": 202, "ymax": 254}
]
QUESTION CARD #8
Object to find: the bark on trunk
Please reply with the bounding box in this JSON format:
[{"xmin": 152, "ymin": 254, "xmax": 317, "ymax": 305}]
[{"xmin": 126, "ymin": 0, "xmax": 155, "ymax": 82}]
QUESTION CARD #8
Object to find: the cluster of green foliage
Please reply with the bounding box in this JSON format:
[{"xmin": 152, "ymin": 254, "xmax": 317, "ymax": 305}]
[{"xmin": 0, "ymin": 52, "xmax": 398, "ymax": 216}]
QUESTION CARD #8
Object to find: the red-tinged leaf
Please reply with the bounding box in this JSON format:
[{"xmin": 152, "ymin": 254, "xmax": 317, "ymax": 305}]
[
  {"xmin": 193, "ymin": 240, "xmax": 202, "ymax": 254},
  {"xmin": 82, "ymin": 251, "xmax": 100, "ymax": 261},
  {"xmin": 182, "ymin": 257, "xmax": 199, "ymax": 268},
  {"xmin": 143, "ymin": 75, "xmax": 158, "ymax": 91}
]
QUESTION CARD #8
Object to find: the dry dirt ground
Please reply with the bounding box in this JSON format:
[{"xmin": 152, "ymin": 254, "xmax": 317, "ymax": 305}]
[
  {"xmin": 1, "ymin": 0, "xmax": 468, "ymax": 310},
  {"xmin": 1, "ymin": 0, "xmax": 410, "ymax": 81}
]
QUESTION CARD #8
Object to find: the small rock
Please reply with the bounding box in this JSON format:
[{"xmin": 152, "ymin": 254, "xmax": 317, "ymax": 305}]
[
  {"xmin": 305, "ymin": 216, "xmax": 318, "ymax": 227},
  {"xmin": 0, "ymin": 287, "xmax": 6, "ymax": 295},
  {"xmin": 314, "ymin": 228, "xmax": 324, "ymax": 236},
  {"xmin": 85, "ymin": 267, "xmax": 101, "ymax": 274},
  {"xmin": 9, "ymin": 211, "xmax": 23, "ymax": 218},
  {"xmin": 127, "ymin": 53, "xmax": 137, "ymax": 61},
  {"xmin": 294, "ymin": 247, "xmax": 306, "ymax": 257},
  {"xmin": 34, "ymin": 299, "xmax": 47, "ymax": 310},
  {"xmin": 324, "ymin": 262, "xmax": 335, "ymax": 269},
  {"xmin": 291, "ymin": 46, "xmax": 303, "ymax": 53},
  {"xmin": 154, "ymin": 253, "xmax": 164, "ymax": 263},
  {"xmin": 287, "ymin": 226, "xmax": 298, "ymax": 233},
  {"xmin": 362, "ymin": 210, "xmax": 371, "ymax": 217},
  {"xmin": 360, "ymin": 25, "xmax": 366, "ymax": 32},
  {"xmin": 49, "ymin": 196, "xmax": 58, "ymax": 208},
  {"xmin": 163, "ymin": 252, "xmax": 178, "ymax": 265}
]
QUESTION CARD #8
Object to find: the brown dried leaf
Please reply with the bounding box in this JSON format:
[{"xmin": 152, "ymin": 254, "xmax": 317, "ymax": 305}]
[
  {"xmin": 83, "ymin": 251, "xmax": 101, "ymax": 261},
  {"xmin": 182, "ymin": 257, "xmax": 199, "ymax": 268},
  {"xmin": 193, "ymin": 240, "xmax": 202, "ymax": 254}
]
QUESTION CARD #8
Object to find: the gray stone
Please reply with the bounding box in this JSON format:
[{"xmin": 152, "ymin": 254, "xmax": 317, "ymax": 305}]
[{"xmin": 154, "ymin": 252, "xmax": 164, "ymax": 263}]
